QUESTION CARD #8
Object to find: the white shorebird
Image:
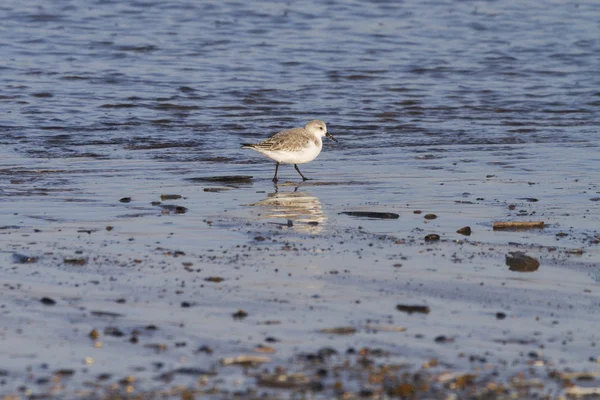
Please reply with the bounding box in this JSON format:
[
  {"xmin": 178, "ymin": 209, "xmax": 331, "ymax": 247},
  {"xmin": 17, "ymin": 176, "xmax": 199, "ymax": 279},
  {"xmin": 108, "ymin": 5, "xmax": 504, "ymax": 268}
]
[{"xmin": 242, "ymin": 120, "xmax": 337, "ymax": 183}]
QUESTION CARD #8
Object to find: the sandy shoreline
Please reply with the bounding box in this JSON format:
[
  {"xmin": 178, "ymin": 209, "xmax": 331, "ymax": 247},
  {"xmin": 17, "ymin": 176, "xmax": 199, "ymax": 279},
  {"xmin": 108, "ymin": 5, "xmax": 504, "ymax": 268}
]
[{"xmin": 1, "ymin": 142, "xmax": 599, "ymax": 398}]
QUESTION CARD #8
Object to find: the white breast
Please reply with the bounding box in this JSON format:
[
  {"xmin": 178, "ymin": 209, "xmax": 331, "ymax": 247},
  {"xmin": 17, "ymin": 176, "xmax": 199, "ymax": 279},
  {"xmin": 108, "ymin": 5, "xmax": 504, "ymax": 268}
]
[{"xmin": 259, "ymin": 139, "xmax": 323, "ymax": 164}]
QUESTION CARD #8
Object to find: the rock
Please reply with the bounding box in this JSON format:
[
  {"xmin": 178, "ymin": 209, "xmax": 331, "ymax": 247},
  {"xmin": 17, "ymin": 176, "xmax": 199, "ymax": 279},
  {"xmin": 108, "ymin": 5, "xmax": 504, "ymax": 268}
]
[
  {"xmin": 64, "ymin": 257, "xmax": 88, "ymax": 266},
  {"xmin": 204, "ymin": 277, "xmax": 224, "ymax": 283},
  {"xmin": 396, "ymin": 304, "xmax": 430, "ymax": 314},
  {"xmin": 424, "ymin": 234, "xmax": 440, "ymax": 241},
  {"xmin": 158, "ymin": 204, "xmax": 187, "ymax": 214},
  {"xmin": 232, "ymin": 309, "xmax": 248, "ymax": 320},
  {"xmin": 119, "ymin": 197, "xmax": 131, "ymax": 203},
  {"xmin": 434, "ymin": 335, "xmax": 453, "ymax": 343},
  {"xmin": 319, "ymin": 326, "xmax": 357, "ymax": 335},
  {"xmin": 506, "ymin": 252, "xmax": 540, "ymax": 272},
  {"xmin": 104, "ymin": 327, "xmax": 125, "ymax": 337},
  {"xmin": 160, "ymin": 194, "xmax": 182, "ymax": 200},
  {"xmin": 40, "ymin": 297, "xmax": 56, "ymax": 306},
  {"xmin": 496, "ymin": 312, "xmax": 506, "ymax": 320},
  {"xmin": 221, "ymin": 355, "xmax": 271, "ymax": 367},
  {"xmin": 424, "ymin": 214, "xmax": 437, "ymax": 220},
  {"xmin": 13, "ymin": 253, "xmax": 37, "ymax": 264},
  {"xmin": 456, "ymin": 226, "xmax": 471, "ymax": 236}
]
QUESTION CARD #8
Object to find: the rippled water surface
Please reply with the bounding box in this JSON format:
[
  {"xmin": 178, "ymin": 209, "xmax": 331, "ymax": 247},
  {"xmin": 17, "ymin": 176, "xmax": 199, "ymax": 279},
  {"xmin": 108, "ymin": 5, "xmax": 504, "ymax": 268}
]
[{"xmin": 1, "ymin": 0, "xmax": 600, "ymax": 398}]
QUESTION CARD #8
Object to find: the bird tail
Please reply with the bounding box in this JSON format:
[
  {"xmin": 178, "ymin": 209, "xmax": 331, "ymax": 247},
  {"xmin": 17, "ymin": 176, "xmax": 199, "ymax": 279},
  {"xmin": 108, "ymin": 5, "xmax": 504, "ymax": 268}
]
[{"xmin": 241, "ymin": 143, "xmax": 256, "ymax": 149}]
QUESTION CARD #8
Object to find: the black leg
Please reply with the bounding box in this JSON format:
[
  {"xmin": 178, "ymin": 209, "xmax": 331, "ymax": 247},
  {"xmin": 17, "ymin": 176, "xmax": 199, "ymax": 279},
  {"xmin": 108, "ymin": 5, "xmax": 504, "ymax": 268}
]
[
  {"xmin": 294, "ymin": 164, "xmax": 309, "ymax": 181},
  {"xmin": 272, "ymin": 162, "xmax": 279, "ymax": 183}
]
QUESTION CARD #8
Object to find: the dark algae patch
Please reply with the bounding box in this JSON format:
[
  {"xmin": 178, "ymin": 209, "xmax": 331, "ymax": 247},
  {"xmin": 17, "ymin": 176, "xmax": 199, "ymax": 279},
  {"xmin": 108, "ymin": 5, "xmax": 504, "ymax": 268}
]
[
  {"xmin": 340, "ymin": 211, "xmax": 400, "ymax": 219},
  {"xmin": 187, "ymin": 175, "xmax": 253, "ymax": 183}
]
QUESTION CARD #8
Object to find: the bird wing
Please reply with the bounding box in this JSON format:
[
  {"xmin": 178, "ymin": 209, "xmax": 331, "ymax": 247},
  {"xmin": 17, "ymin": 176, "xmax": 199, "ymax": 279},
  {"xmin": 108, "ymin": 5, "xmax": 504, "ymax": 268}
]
[{"xmin": 251, "ymin": 128, "xmax": 316, "ymax": 152}]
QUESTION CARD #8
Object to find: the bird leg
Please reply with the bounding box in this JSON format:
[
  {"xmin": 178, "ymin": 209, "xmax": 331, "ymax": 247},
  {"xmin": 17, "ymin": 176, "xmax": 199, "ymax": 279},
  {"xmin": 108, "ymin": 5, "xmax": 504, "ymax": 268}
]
[
  {"xmin": 272, "ymin": 162, "xmax": 279, "ymax": 183},
  {"xmin": 294, "ymin": 164, "xmax": 309, "ymax": 181}
]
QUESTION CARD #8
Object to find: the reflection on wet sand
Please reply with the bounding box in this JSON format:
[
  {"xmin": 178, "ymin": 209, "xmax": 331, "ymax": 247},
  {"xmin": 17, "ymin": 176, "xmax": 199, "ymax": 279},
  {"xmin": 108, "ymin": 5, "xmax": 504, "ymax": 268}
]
[{"xmin": 248, "ymin": 188, "xmax": 326, "ymax": 232}]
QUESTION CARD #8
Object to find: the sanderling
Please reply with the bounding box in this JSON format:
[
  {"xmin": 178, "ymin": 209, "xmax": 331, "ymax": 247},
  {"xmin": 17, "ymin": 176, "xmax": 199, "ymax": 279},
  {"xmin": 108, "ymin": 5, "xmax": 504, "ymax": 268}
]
[{"xmin": 242, "ymin": 120, "xmax": 337, "ymax": 183}]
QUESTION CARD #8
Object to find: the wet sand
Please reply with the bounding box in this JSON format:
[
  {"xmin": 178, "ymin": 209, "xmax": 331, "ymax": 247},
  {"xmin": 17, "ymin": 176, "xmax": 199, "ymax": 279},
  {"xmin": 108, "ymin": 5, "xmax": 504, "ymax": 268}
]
[
  {"xmin": 2, "ymin": 141, "xmax": 599, "ymax": 399},
  {"xmin": 2, "ymin": 0, "xmax": 599, "ymax": 397}
]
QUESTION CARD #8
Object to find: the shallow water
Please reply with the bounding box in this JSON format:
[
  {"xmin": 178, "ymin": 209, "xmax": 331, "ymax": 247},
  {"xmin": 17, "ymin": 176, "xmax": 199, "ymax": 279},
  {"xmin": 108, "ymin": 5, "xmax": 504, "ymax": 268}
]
[{"xmin": 1, "ymin": 0, "xmax": 600, "ymax": 398}]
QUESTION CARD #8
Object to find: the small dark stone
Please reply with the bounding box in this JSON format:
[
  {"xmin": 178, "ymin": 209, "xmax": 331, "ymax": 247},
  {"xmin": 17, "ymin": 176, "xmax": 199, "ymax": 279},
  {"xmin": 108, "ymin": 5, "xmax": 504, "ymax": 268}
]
[
  {"xmin": 119, "ymin": 197, "xmax": 132, "ymax": 203},
  {"xmin": 424, "ymin": 234, "xmax": 440, "ymax": 242},
  {"xmin": 181, "ymin": 302, "xmax": 192, "ymax": 308},
  {"xmin": 424, "ymin": 213, "xmax": 437, "ymax": 220},
  {"xmin": 63, "ymin": 257, "xmax": 88, "ymax": 266},
  {"xmin": 174, "ymin": 367, "xmax": 214, "ymax": 376},
  {"xmin": 496, "ymin": 312, "xmax": 507, "ymax": 320},
  {"xmin": 160, "ymin": 194, "xmax": 182, "ymax": 200},
  {"xmin": 508, "ymin": 204, "xmax": 516, "ymax": 210},
  {"xmin": 40, "ymin": 297, "xmax": 56, "ymax": 306},
  {"xmin": 196, "ymin": 345, "xmax": 213, "ymax": 354},
  {"xmin": 456, "ymin": 226, "xmax": 471, "ymax": 236},
  {"xmin": 232, "ymin": 309, "xmax": 248, "ymax": 319},
  {"xmin": 434, "ymin": 335, "xmax": 453, "ymax": 343},
  {"xmin": 104, "ymin": 327, "xmax": 125, "ymax": 337},
  {"xmin": 55, "ymin": 369, "xmax": 75, "ymax": 377},
  {"xmin": 396, "ymin": 304, "xmax": 430, "ymax": 314},
  {"xmin": 317, "ymin": 347, "xmax": 338, "ymax": 358},
  {"xmin": 518, "ymin": 197, "xmax": 539, "ymax": 202},
  {"xmin": 254, "ymin": 236, "xmax": 266, "ymax": 241},
  {"xmin": 174, "ymin": 206, "xmax": 187, "ymax": 214},
  {"xmin": 12, "ymin": 253, "xmax": 37, "ymax": 264},
  {"xmin": 204, "ymin": 276, "xmax": 224, "ymax": 283}
]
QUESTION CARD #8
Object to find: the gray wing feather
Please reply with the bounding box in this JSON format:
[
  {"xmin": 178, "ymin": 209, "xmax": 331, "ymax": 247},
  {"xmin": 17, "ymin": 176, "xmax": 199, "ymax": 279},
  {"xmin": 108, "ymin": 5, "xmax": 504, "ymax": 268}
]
[{"xmin": 250, "ymin": 128, "xmax": 314, "ymax": 152}]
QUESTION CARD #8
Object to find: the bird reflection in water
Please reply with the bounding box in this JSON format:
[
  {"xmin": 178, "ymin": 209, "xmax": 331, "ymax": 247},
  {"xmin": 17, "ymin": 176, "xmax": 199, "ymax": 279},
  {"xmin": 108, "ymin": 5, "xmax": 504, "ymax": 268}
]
[{"xmin": 248, "ymin": 187, "xmax": 326, "ymax": 233}]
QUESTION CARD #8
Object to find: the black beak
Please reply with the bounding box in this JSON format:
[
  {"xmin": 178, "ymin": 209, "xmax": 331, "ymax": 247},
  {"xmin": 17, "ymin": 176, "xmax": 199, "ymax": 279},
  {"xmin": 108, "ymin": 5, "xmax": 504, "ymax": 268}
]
[{"xmin": 326, "ymin": 132, "xmax": 338, "ymax": 142}]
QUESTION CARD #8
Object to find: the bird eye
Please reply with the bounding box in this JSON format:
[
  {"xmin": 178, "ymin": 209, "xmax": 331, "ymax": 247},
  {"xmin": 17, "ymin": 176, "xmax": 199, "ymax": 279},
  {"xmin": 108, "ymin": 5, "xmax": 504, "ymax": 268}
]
[{"xmin": 319, "ymin": 127, "xmax": 323, "ymax": 130}]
